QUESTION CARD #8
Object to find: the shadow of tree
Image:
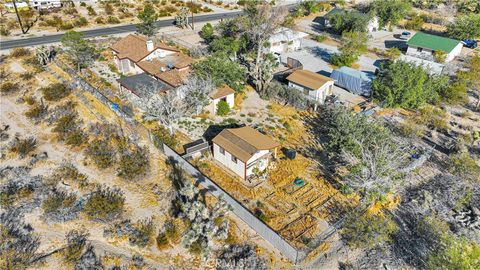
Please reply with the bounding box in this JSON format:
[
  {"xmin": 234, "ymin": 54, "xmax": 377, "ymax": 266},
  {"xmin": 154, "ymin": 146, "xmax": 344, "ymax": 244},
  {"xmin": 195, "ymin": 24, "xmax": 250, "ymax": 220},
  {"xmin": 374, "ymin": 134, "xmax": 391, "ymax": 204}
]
[
  {"xmin": 307, "ymin": 46, "xmax": 335, "ymax": 62},
  {"xmin": 301, "ymin": 110, "xmax": 344, "ymax": 189}
]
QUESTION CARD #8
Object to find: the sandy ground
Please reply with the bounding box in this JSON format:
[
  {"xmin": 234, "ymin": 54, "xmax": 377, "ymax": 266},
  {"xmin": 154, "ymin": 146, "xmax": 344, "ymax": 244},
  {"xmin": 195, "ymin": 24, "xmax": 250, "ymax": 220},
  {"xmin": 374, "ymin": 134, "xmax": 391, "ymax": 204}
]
[{"xmin": 0, "ymin": 58, "xmax": 296, "ymax": 269}]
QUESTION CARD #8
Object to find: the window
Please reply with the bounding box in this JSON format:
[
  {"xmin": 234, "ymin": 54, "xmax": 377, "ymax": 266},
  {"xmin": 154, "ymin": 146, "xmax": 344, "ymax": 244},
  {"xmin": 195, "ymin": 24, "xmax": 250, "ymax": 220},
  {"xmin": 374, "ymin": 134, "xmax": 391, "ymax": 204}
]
[
  {"xmin": 219, "ymin": 147, "xmax": 225, "ymax": 155},
  {"xmin": 231, "ymin": 156, "xmax": 237, "ymax": 163},
  {"xmin": 417, "ymin": 47, "xmax": 423, "ymax": 52}
]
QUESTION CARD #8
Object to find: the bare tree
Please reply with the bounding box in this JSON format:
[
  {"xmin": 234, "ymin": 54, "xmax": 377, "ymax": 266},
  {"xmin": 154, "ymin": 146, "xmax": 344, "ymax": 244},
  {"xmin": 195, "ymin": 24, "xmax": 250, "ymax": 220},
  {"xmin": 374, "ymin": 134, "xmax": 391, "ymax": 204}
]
[
  {"xmin": 144, "ymin": 91, "xmax": 187, "ymax": 135},
  {"xmin": 243, "ymin": 2, "xmax": 287, "ymax": 94},
  {"xmin": 180, "ymin": 75, "xmax": 215, "ymax": 115}
]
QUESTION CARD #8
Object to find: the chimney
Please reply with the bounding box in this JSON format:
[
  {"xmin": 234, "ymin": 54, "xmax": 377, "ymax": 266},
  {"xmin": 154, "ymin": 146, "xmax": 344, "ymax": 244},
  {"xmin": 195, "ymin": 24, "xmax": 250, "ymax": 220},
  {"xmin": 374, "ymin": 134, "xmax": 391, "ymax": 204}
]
[{"xmin": 146, "ymin": 40, "xmax": 154, "ymax": 52}]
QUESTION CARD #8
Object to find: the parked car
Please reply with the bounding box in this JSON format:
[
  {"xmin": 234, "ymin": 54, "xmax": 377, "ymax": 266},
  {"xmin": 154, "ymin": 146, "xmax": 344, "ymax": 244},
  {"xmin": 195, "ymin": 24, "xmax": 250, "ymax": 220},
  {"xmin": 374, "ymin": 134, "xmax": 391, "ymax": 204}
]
[
  {"xmin": 399, "ymin": 32, "xmax": 411, "ymax": 40},
  {"xmin": 463, "ymin": 39, "xmax": 478, "ymax": 49}
]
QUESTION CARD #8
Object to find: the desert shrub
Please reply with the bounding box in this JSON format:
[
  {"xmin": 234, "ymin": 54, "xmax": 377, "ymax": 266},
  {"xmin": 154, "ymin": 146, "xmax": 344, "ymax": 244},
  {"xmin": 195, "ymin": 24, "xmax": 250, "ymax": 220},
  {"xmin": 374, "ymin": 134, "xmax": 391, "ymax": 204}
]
[
  {"xmin": 9, "ymin": 136, "xmax": 37, "ymax": 158},
  {"xmin": 85, "ymin": 139, "xmax": 116, "ymax": 169},
  {"xmin": 80, "ymin": 2, "xmax": 86, "ymax": 7},
  {"xmin": 47, "ymin": 164, "xmax": 89, "ymax": 188},
  {"xmin": 40, "ymin": 83, "xmax": 71, "ymax": 101},
  {"xmin": 216, "ymin": 100, "xmax": 230, "ymax": 116},
  {"xmin": 104, "ymin": 218, "xmax": 155, "ymax": 247},
  {"xmin": 413, "ymin": 106, "xmax": 448, "ymax": 131},
  {"xmin": 74, "ymin": 17, "xmax": 88, "ymax": 27},
  {"xmin": 156, "ymin": 231, "xmax": 170, "ymax": 250},
  {"xmin": 104, "ymin": 3, "xmax": 114, "ymax": 14},
  {"xmin": 60, "ymin": 22, "xmax": 75, "ymax": 30},
  {"xmin": 95, "ymin": 17, "xmax": 105, "ymax": 24},
  {"xmin": 19, "ymin": 72, "xmax": 34, "ymax": 80},
  {"xmin": 63, "ymin": 7, "xmax": 78, "ymax": 15},
  {"xmin": 25, "ymin": 100, "xmax": 49, "ymax": 120},
  {"xmin": 62, "ymin": 229, "xmax": 89, "ymax": 264},
  {"xmin": 341, "ymin": 212, "xmax": 398, "ymax": 249},
  {"xmin": 0, "ymin": 26, "xmax": 10, "ymax": 36},
  {"xmin": 9, "ymin": 47, "xmax": 31, "ymax": 58},
  {"xmin": 448, "ymin": 151, "xmax": 480, "ymax": 182},
  {"xmin": 117, "ymin": 145, "xmax": 150, "ymax": 180},
  {"xmin": 42, "ymin": 189, "xmax": 77, "ymax": 215},
  {"xmin": 151, "ymin": 125, "xmax": 177, "ymax": 149},
  {"xmin": 107, "ymin": 16, "xmax": 120, "ymax": 24},
  {"xmin": 83, "ymin": 185, "xmax": 125, "ymax": 220},
  {"xmin": 74, "ymin": 245, "xmax": 103, "ymax": 270},
  {"xmin": 0, "ymin": 181, "xmax": 34, "ymax": 208},
  {"xmin": 313, "ymin": 34, "xmax": 326, "ymax": 42},
  {"xmin": 0, "ymin": 82, "xmax": 19, "ymax": 95},
  {"xmin": 383, "ymin": 47, "xmax": 401, "ymax": 60},
  {"xmin": 0, "ymin": 211, "xmax": 40, "ymax": 270},
  {"xmin": 22, "ymin": 55, "xmax": 44, "ymax": 73},
  {"xmin": 433, "ymin": 50, "xmax": 447, "ymax": 63},
  {"xmin": 53, "ymin": 113, "xmax": 87, "ymax": 146},
  {"xmin": 87, "ymin": 6, "xmax": 97, "ymax": 16},
  {"xmin": 164, "ymin": 219, "xmax": 181, "ymax": 244},
  {"xmin": 439, "ymin": 82, "xmax": 468, "ymax": 105}
]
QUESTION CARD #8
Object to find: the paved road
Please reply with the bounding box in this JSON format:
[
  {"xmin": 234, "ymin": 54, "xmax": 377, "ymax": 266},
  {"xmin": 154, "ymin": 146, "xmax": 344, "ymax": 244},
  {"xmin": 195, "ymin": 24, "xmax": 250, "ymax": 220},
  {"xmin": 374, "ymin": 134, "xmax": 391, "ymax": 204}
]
[{"xmin": 0, "ymin": 11, "xmax": 242, "ymax": 50}]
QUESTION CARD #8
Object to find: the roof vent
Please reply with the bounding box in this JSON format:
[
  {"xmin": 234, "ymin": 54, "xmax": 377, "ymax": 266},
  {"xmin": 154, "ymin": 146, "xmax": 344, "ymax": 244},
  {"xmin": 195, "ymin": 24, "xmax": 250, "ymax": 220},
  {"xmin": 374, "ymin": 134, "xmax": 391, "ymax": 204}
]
[
  {"xmin": 160, "ymin": 67, "xmax": 166, "ymax": 72},
  {"xmin": 158, "ymin": 51, "xmax": 166, "ymax": 58},
  {"xmin": 167, "ymin": 63, "xmax": 174, "ymax": 69},
  {"xmin": 146, "ymin": 40, "xmax": 154, "ymax": 52}
]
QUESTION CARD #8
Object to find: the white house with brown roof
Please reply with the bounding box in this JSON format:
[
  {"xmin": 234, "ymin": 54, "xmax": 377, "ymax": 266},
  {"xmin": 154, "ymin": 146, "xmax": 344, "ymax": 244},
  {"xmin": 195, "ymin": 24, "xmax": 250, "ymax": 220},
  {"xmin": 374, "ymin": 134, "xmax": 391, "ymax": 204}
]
[
  {"xmin": 110, "ymin": 34, "xmax": 194, "ymax": 88},
  {"xmin": 209, "ymin": 85, "xmax": 235, "ymax": 114},
  {"xmin": 286, "ymin": 69, "xmax": 334, "ymax": 105},
  {"xmin": 212, "ymin": 126, "xmax": 279, "ymax": 180}
]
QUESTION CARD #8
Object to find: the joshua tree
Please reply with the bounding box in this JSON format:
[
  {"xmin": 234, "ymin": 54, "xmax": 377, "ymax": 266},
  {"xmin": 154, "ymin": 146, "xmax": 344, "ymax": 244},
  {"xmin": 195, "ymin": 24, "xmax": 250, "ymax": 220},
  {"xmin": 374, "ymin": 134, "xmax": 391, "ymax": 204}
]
[
  {"xmin": 175, "ymin": 7, "xmax": 190, "ymax": 29},
  {"xmin": 177, "ymin": 182, "xmax": 231, "ymax": 260}
]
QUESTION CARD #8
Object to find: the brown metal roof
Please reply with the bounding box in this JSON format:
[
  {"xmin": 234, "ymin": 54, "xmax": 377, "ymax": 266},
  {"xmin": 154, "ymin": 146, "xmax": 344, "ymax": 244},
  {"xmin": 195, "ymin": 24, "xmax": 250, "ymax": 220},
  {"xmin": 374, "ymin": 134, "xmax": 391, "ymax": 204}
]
[
  {"xmin": 209, "ymin": 85, "xmax": 235, "ymax": 100},
  {"xmin": 286, "ymin": 69, "xmax": 334, "ymax": 90},
  {"xmin": 110, "ymin": 34, "xmax": 179, "ymax": 62},
  {"xmin": 212, "ymin": 126, "xmax": 280, "ymax": 162}
]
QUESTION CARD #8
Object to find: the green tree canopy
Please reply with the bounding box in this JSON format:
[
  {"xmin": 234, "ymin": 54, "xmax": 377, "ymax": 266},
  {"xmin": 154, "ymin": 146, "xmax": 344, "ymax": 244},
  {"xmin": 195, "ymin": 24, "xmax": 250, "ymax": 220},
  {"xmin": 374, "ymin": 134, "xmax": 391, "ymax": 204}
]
[
  {"xmin": 372, "ymin": 61, "xmax": 448, "ymax": 108},
  {"xmin": 60, "ymin": 31, "xmax": 97, "ymax": 71},
  {"xmin": 193, "ymin": 53, "xmax": 246, "ymax": 92},
  {"xmin": 447, "ymin": 14, "xmax": 480, "ymax": 40},
  {"xmin": 200, "ymin": 23, "xmax": 215, "ymax": 42},
  {"xmin": 370, "ymin": 0, "xmax": 411, "ymax": 29},
  {"xmin": 137, "ymin": 3, "xmax": 158, "ymax": 37},
  {"xmin": 329, "ymin": 11, "xmax": 372, "ymax": 34}
]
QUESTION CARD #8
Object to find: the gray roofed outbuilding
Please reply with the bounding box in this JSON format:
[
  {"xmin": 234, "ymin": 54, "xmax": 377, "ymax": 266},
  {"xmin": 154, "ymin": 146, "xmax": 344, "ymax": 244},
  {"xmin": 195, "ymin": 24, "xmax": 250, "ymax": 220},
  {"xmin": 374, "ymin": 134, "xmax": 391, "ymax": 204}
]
[{"xmin": 117, "ymin": 73, "xmax": 172, "ymax": 99}]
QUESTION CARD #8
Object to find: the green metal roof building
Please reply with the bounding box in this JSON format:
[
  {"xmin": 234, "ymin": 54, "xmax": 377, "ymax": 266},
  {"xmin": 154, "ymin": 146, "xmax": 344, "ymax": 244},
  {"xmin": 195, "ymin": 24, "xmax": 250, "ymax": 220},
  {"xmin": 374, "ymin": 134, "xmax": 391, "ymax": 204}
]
[{"xmin": 406, "ymin": 32, "xmax": 463, "ymax": 62}]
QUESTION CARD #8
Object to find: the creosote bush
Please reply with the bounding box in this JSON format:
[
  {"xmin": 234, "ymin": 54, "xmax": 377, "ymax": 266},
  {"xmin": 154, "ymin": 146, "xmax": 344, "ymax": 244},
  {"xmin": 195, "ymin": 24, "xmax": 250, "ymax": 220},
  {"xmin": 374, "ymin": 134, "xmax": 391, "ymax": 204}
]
[
  {"xmin": 47, "ymin": 164, "xmax": 89, "ymax": 189},
  {"xmin": 9, "ymin": 47, "xmax": 31, "ymax": 58},
  {"xmin": 42, "ymin": 189, "xmax": 77, "ymax": 214},
  {"xmin": 85, "ymin": 139, "xmax": 116, "ymax": 169},
  {"xmin": 25, "ymin": 101, "xmax": 48, "ymax": 120},
  {"xmin": 341, "ymin": 212, "xmax": 398, "ymax": 249},
  {"xmin": 9, "ymin": 136, "xmax": 37, "ymax": 158},
  {"xmin": 62, "ymin": 229, "xmax": 89, "ymax": 264},
  {"xmin": 104, "ymin": 218, "xmax": 155, "ymax": 247},
  {"xmin": 83, "ymin": 185, "xmax": 125, "ymax": 220},
  {"xmin": 0, "ymin": 210, "xmax": 40, "ymax": 270},
  {"xmin": 117, "ymin": 145, "xmax": 149, "ymax": 180},
  {"xmin": 41, "ymin": 83, "xmax": 72, "ymax": 101},
  {"xmin": 0, "ymin": 82, "xmax": 19, "ymax": 95}
]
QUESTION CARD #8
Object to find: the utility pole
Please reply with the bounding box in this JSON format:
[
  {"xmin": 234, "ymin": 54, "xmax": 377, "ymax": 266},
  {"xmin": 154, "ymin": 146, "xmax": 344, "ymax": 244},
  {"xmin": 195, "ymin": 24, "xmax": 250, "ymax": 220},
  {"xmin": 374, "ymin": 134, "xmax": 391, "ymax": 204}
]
[
  {"xmin": 190, "ymin": 0, "xmax": 195, "ymax": 30},
  {"xmin": 12, "ymin": 0, "xmax": 26, "ymax": 34}
]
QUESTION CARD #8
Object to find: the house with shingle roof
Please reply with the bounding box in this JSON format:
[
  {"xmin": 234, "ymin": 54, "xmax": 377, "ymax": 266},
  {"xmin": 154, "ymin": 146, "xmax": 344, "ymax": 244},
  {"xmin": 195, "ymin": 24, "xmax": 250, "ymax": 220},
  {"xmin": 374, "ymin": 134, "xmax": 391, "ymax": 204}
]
[
  {"xmin": 406, "ymin": 32, "xmax": 463, "ymax": 62},
  {"xmin": 212, "ymin": 126, "xmax": 279, "ymax": 180},
  {"xmin": 286, "ymin": 69, "xmax": 334, "ymax": 105},
  {"xmin": 111, "ymin": 34, "xmax": 195, "ymax": 89}
]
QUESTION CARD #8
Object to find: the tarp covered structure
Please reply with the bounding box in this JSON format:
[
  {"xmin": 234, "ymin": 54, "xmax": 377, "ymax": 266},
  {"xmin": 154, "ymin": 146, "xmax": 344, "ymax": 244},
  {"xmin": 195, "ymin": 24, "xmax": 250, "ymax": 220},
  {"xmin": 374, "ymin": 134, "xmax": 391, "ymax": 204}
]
[{"xmin": 330, "ymin": 66, "xmax": 374, "ymax": 96}]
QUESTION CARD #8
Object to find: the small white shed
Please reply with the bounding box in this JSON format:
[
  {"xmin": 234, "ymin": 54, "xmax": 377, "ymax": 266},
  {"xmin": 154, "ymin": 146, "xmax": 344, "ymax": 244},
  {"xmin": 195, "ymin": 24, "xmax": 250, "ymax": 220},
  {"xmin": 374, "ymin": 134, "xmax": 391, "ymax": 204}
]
[{"xmin": 209, "ymin": 85, "xmax": 235, "ymax": 114}]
